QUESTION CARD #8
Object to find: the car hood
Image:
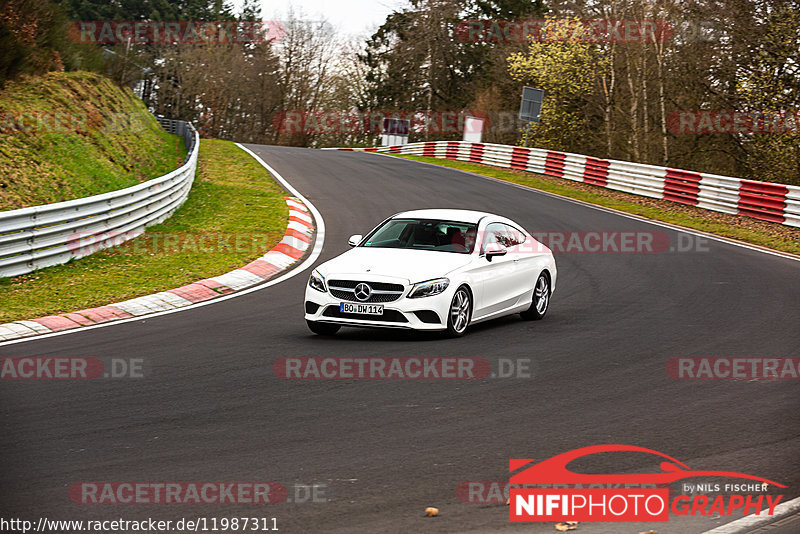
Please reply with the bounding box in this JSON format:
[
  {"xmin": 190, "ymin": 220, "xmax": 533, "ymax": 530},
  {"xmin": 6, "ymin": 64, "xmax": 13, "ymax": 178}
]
[{"xmin": 317, "ymin": 247, "xmax": 472, "ymax": 284}]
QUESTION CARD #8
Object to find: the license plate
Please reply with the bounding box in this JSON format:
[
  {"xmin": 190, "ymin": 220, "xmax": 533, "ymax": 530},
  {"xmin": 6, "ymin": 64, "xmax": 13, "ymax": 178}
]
[{"xmin": 340, "ymin": 302, "xmax": 384, "ymax": 315}]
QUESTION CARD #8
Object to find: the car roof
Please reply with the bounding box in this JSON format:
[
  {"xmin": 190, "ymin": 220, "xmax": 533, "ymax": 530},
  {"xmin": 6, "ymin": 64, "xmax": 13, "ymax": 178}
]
[{"xmin": 391, "ymin": 209, "xmax": 496, "ymax": 224}]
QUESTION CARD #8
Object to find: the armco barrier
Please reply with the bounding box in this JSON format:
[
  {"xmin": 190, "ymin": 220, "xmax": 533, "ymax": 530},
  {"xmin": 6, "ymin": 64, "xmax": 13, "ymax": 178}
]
[
  {"xmin": 0, "ymin": 196, "xmax": 315, "ymax": 342},
  {"xmin": 156, "ymin": 117, "xmax": 195, "ymax": 160},
  {"xmin": 0, "ymin": 119, "xmax": 199, "ymax": 278},
  {"xmin": 327, "ymin": 142, "xmax": 800, "ymax": 228}
]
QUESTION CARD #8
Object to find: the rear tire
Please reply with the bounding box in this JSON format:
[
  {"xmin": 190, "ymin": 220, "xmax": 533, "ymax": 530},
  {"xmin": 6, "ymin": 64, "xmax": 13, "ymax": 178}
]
[
  {"xmin": 446, "ymin": 286, "xmax": 472, "ymax": 337},
  {"xmin": 307, "ymin": 321, "xmax": 340, "ymax": 336},
  {"xmin": 520, "ymin": 273, "xmax": 550, "ymax": 321}
]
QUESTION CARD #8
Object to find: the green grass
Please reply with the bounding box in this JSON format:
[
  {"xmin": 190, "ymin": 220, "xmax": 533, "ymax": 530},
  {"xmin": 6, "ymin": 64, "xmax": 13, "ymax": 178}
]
[
  {"xmin": 0, "ymin": 139, "xmax": 288, "ymax": 322},
  {"xmin": 0, "ymin": 72, "xmax": 186, "ymax": 210},
  {"xmin": 392, "ymin": 154, "xmax": 800, "ymax": 256}
]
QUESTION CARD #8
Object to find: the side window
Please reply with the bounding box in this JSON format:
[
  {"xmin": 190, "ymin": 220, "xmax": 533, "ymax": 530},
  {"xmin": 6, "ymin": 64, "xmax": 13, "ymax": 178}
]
[
  {"xmin": 482, "ymin": 223, "xmax": 506, "ymax": 252},
  {"xmin": 482, "ymin": 223, "xmax": 525, "ymax": 252},
  {"xmin": 505, "ymin": 224, "xmax": 526, "ymax": 246}
]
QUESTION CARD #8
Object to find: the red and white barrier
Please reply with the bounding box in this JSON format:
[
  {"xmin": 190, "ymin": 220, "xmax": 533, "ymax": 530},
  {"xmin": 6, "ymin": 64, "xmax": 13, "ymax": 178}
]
[
  {"xmin": 328, "ymin": 142, "xmax": 800, "ymax": 228},
  {"xmin": 0, "ymin": 196, "xmax": 315, "ymax": 341}
]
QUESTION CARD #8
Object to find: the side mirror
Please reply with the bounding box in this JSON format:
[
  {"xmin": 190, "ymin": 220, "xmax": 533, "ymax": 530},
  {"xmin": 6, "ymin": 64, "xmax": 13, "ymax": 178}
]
[
  {"xmin": 484, "ymin": 242, "xmax": 507, "ymax": 261},
  {"xmin": 348, "ymin": 234, "xmax": 363, "ymax": 247}
]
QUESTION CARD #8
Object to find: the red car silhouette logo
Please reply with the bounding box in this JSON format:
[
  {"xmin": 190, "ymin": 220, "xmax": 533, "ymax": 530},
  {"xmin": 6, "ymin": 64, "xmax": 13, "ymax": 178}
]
[{"xmin": 510, "ymin": 444, "xmax": 785, "ymax": 487}]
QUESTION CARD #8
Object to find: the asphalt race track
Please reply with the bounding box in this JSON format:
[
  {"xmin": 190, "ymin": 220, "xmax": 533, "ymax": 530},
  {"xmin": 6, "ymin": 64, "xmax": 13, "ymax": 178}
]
[{"xmin": 1, "ymin": 146, "xmax": 798, "ymax": 533}]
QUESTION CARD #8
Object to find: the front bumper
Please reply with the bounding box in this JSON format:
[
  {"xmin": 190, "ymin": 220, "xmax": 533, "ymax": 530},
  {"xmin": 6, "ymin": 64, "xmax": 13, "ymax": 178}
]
[{"xmin": 304, "ymin": 279, "xmax": 454, "ymax": 331}]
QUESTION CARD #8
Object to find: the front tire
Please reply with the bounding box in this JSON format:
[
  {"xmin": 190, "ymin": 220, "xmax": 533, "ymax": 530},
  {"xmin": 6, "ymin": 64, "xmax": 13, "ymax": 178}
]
[
  {"xmin": 446, "ymin": 286, "xmax": 472, "ymax": 337},
  {"xmin": 307, "ymin": 320, "xmax": 340, "ymax": 336},
  {"xmin": 521, "ymin": 272, "xmax": 550, "ymax": 321}
]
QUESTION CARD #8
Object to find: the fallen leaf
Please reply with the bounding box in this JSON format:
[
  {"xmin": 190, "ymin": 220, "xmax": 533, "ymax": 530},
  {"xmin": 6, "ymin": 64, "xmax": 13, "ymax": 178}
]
[{"xmin": 424, "ymin": 507, "xmax": 439, "ymax": 517}]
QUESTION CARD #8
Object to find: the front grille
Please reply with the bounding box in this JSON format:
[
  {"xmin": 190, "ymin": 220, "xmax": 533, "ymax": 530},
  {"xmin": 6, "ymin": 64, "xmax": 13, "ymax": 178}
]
[
  {"xmin": 328, "ymin": 280, "xmax": 404, "ymax": 291},
  {"xmin": 329, "ymin": 289, "xmax": 402, "ymax": 303},
  {"xmin": 328, "ymin": 280, "xmax": 405, "ymax": 303},
  {"xmin": 323, "ymin": 306, "xmax": 408, "ymax": 323}
]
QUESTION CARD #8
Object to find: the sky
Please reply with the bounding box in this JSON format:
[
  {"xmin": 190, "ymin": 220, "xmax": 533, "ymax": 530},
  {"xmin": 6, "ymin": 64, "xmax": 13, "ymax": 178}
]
[{"xmin": 229, "ymin": 0, "xmax": 405, "ymax": 39}]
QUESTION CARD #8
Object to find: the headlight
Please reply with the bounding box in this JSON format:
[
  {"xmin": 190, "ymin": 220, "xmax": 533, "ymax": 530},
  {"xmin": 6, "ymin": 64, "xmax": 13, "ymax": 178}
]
[
  {"xmin": 408, "ymin": 278, "xmax": 449, "ymax": 298},
  {"xmin": 308, "ymin": 270, "xmax": 326, "ymax": 292}
]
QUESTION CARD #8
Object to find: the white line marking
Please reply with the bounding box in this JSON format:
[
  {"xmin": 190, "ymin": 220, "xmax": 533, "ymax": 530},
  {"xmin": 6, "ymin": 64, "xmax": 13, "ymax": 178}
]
[
  {"xmin": 0, "ymin": 144, "xmax": 326, "ymax": 347},
  {"xmin": 376, "ymin": 152, "xmax": 800, "ymax": 263},
  {"xmin": 702, "ymin": 495, "xmax": 800, "ymax": 533}
]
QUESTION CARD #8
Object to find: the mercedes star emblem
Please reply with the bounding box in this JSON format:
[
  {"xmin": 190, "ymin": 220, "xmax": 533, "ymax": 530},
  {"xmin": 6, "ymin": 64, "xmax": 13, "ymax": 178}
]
[{"xmin": 354, "ymin": 283, "xmax": 372, "ymax": 301}]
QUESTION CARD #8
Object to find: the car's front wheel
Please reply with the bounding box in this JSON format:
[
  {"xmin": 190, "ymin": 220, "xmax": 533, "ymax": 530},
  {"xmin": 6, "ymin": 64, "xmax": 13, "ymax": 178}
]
[
  {"xmin": 446, "ymin": 286, "xmax": 472, "ymax": 337},
  {"xmin": 521, "ymin": 272, "xmax": 550, "ymax": 321},
  {"xmin": 306, "ymin": 320, "xmax": 341, "ymax": 336}
]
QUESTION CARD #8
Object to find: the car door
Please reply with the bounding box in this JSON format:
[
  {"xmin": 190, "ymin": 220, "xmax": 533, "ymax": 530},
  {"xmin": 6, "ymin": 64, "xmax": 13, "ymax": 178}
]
[
  {"xmin": 470, "ymin": 222, "xmax": 521, "ymax": 318},
  {"xmin": 503, "ymin": 223, "xmax": 542, "ymax": 306}
]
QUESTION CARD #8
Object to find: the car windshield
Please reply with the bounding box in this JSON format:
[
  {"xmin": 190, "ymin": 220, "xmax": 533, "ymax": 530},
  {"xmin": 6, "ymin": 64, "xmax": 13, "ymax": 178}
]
[{"xmin": 361, "ymin": 218, "xmax": 478, "ymax": 254}]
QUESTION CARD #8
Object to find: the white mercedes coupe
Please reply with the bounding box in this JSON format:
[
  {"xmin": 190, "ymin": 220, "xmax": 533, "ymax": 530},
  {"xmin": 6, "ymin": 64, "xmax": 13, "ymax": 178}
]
[{"xmin": 304, "ymin": 209, "xmax": 556, "ymax": 337}]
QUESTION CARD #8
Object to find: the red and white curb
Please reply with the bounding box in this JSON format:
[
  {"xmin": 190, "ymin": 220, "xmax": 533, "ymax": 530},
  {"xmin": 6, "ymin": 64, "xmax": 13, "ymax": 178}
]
[{"xmin": 0, "ymin": 196, "xmax": 314, "ymax": 341}]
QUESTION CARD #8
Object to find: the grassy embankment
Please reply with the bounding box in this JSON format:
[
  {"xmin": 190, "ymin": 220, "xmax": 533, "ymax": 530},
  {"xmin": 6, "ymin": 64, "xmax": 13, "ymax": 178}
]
[
  {"xmin": 0, "ymin": 73, "xmax": 288, "ymax": 322},
  {"xmin": 0, "ymin": 71, "xmax": 186, "ymax": 210}
]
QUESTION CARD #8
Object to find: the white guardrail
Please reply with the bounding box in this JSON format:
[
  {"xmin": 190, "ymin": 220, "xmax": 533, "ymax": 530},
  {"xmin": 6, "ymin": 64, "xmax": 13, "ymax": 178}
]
[
  {"xmin": 0, "ymin": 118, "xmax": 198, "ymax": 278},
  {"xmin": 328, "ymin": 142, "xmax": 800, "ymax": 229}
]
